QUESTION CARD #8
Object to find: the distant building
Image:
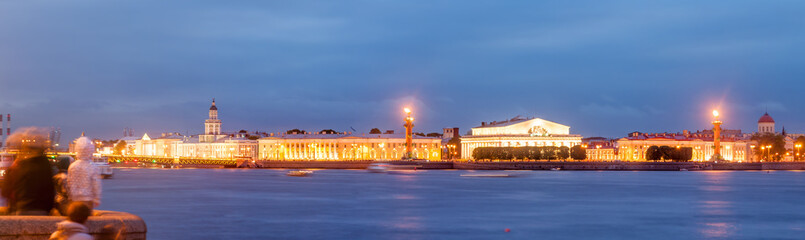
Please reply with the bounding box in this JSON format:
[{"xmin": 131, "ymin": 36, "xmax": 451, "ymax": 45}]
[
  {"xmin": 758, "ymin": 112, "xmax": 775, "ymax": 134},
  {"xmin": 616, "ymin": 132, "xmax": 753, "ymax": 162},
  {"xmin": 582, "ymin": 137, "xmax": 617, "ymax": 161},
  {"xmin": 460, "ymin": 116, "xmax": 582, "ymax": 160},
  {"xmin": 257, "ymin": 133, "xmax": 441, "ymax": 161},
  {"xmin": 133, "ymin": 99, "xmax": 258, "ymax": 160},
  {"xmin": 199, "ymin": 99, "xmax": 228, "ymax": 143},
  {"xmin": 129, "ymin": 99, "xmax": 438, "ymax": 161},
  {"xmin": 442, "ymin": 127, "xmax": 459, "ymax": 139}
]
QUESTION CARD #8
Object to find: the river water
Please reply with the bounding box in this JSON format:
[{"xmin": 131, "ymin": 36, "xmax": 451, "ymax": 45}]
[{"xmin": 98, "ymin": 168, "xmax": 805, "ymax": 239}]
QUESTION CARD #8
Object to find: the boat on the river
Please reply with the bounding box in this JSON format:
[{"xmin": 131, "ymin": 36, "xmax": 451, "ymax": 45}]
[
  {"xmin": 287, "ymin": 170, "xmax": 313, "ymax": 177},
  {"xmin": 92, "ymin": 155, "xmax": 114, "ymax": 178},
  {"xmin": 550, "ymin": 167, "xmax": 561, "ymax": 171},
  {"xmin": 460, "ymin": 173, "xmax": 517, "ymax": 178},
  {"xmin": 367, "ymin": 161, "xmax": 422, "ymax": 173},
  {"xmin": 367, "ymin": 163, "xmax": 389, "ymax": 173}
]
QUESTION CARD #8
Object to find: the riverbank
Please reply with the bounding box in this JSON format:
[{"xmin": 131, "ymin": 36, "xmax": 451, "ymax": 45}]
[{"xmin": 111, "ymin": 160, "xmax": 805, "ymax": 171}]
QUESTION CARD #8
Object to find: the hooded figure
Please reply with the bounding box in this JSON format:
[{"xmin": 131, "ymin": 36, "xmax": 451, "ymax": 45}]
[
  {"xmin": 50, "ymin": 202, "xmax": 93, "ymax": 240},
  {"xmin": 67, "ymin": 137, "xmax": 101, "ymax": 210},
  {"xmin": 1, "ymin": 127, "xmax": 55, "ymax": 215}
]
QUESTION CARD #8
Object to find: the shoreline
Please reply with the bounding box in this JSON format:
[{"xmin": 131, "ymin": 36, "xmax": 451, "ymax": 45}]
[{"xmin": 110, "ymin": 161, "xmax": 805, "ymax": 171}]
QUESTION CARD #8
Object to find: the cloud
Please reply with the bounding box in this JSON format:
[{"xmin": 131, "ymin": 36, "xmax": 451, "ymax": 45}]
[{"xmin": 579, "ymin": 103, "xmax": 664, "ymax": 118}]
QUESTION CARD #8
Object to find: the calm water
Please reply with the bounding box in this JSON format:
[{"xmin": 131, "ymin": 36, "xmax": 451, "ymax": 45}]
[{"xmin": 99, "ymin": 168, "xmax": 805, "ymax": 240}]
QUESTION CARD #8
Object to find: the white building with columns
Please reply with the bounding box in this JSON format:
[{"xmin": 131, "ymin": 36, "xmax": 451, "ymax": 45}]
[{"xmin": 460, "ymin": 116, "xmax": 582, "ymax": 160}]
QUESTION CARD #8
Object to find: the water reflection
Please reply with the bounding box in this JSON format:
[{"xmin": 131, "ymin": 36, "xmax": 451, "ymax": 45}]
[{"xmin": 697, "ymin": 171, "xmax": 736, "ymax": 238}]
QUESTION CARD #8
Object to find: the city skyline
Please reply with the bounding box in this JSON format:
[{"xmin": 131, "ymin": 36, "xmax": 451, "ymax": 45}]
[{"xmin": 2, "ymin": 1, "xmax": 805, "ymax": 142}]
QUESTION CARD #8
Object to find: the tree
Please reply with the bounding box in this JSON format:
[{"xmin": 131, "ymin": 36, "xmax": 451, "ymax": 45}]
[
  {"xmin": 528, "ymin": 147, "xmax": 542, "ymax": 160},
  {"xmin": 426, "ymin": 132, "xmax": 442, "ymax": 138},
  {"xmin": 751, "ymin": 133, "xmax": 786, "ymax": 161},
  {"xmin": 658, "ymin": 146, "xmax": 674, "ymax": 161},
  {"xmin": 557, "ymin": 146, "xmax": 570, "ymax": 160},
  {"xmin": 286, "ymin": 129, "xmax": 306, "ymax": 134},
  {"xmin": 113, "ymin": 141, "xmax": 127, "ymax": 155},
  {"xmin": 445, "ymin": 137, "xmax": 461, "ymax": 159},
  {"xmin": 320, "ymin": 129, "xmax": 338, "ymax": 134},
  {"xmin": 413, "ymin": 132, "xmax": 426, "ymax": 137},
  {"xmin": 512, "ymin": 147, "xmax": 528, "ymax": 160},
  {"xmin": 542, "ymin": 147, "xmax": 557, "ymax": 160},
  {"xmin": 570, "ymin": 145, "xmax": 586, "ymax": 160},
  {"xmin": 247, "ymin": 136, "xmax": 260, "ymax": 140},
  {"xmin": 646, "ymin": 146, "xmax": 661, "ymax": 161},
  {"xmin": 369, "ymin": 128, "xmax": 382, "ymax": 134}
]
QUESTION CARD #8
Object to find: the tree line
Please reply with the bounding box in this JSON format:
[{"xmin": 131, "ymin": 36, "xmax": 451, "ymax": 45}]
[
  {"xmin": 472, "ymin": 146, "xmax": 586, "ymax": 160},
  {"xmin": 644, "ymin": 146, "xmax": 693, "ymax": 161}
]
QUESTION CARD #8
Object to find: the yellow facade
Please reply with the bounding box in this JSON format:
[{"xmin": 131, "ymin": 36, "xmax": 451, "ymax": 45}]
[
  {"xmin": 257, "ymin": 134, "xmax": 441, "ymax": 161},
  {"xmin": 616, "ymin": 138, "xmax": 753, "ymax": 162}
]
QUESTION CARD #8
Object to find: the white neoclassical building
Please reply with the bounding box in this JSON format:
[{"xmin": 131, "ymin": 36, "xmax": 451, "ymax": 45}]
[
  {"xmin": 132, "ymin": 99, "xmax": 258, "ymax": 160},
  {"xmin": 460, "ymin": 116, "xmax": 582, "ymax": 159}
]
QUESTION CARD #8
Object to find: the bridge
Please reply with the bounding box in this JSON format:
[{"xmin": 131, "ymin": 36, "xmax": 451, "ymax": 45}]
[{"xmin": 104, "ymin": 155, "xmax": 239, "ymax": 168}]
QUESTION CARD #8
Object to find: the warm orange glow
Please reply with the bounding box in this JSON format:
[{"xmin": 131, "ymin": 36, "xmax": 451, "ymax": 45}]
[
  {"xmin": 404, "ymin": 107, "xmax": 411, "ymax": 114},
  {"xmin": 712, "ymin": 110, "xmax": 719, "ymax": 117}
]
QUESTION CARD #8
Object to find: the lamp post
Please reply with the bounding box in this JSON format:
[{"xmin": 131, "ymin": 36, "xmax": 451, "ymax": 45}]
[
  {"xmin": 403, "ymin": 107, "xmax": 414, "ymax": 160},
  {"xmin": 711, "ymin": 110, "xmax": 722, "ymax": 161},
  {"xmin": 796, "ymin": 144, "xmax": 802, "ymax": 161}
]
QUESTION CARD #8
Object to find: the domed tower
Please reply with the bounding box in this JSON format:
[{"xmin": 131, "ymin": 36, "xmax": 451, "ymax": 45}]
[
  {"xmin": 202, "ymin": 99, "xmax": 223, "ymax": 142},
  {"xmin": 758, "ymin": 112, "xmax": 775, "ymax": 134}
]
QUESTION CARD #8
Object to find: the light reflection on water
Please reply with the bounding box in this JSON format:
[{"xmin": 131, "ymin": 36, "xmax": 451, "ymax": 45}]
[
  {"xmin": 698, "ymin": 171, "xmax": 735, "ymax": 238},
  {"xmin": 95, "ymin": 169, "xmax": 805, "ymax": 239}
]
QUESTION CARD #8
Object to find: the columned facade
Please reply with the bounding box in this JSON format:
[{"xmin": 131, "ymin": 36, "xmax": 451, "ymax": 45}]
[
  {"xmin": 258, "ymin": 134, "xmax": 441, "ymax": 161},
  {"xmin": 460, "ymin": 116, "xmax": 582, "ymax": 160}
]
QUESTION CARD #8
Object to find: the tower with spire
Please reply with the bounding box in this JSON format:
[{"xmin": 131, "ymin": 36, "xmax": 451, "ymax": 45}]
[{"xmin": 200, "ymin": 98, "xmax": 225, "ymax": 142}]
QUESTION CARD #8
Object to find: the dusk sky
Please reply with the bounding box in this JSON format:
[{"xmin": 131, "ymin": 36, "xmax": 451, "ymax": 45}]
[{"xmin": 2, "ymin": 1, "xmax": 804, "ymax": 144}]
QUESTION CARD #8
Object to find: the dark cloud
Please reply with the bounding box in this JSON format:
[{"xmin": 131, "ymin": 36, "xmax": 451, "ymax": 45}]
[{"xmin": 2, "ymin": 0, "xmax": 805, "ymax": 145}]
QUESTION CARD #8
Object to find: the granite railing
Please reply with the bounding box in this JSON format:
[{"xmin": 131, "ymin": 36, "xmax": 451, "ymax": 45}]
[{"xmin": 0, "ymin": 208, "xmax": 146, "ymax": 240}]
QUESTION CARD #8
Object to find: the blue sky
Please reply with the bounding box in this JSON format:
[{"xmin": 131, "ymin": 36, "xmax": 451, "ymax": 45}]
[{"xmin": 1, "ymin": 1, "xmax": 804, "ymax": 144}]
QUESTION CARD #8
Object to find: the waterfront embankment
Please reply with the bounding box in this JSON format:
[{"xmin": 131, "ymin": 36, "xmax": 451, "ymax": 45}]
[
  {"xmin": 110, "ymin": 160, "xmax": 805, "ymax": 171},
  {"xmin": 256, "ymin": 160, "xmax": 454, "ymax": 169},
  {"xmin": 0, "ymin": 209, "xmax": 147, "ymax": 240},
  {"xmin": 455, "ymin": 161, "xmax": 805, "ymax": 171}
]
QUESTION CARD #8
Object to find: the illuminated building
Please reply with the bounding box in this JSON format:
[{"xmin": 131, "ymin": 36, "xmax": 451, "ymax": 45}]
[
  {"xmin": 257, "ymin": 133, "xmax": 441, "ymax": 161},
  {"xmin": 583, "ymin": 137, "xmax": 618, "ymax": 161},
  {"xmin": 758, "ymin": 112, "xmax": 775, "ymax": 133},
  {"xmin": 133, "ymin": 100, "xmax": 258, "ymax": 160},
  {"xmin": 460, "ymin": 116, "xmax": 582, "ymax": 160},
  {"xmin": 200, "ymin": 99, "xmax": 228, "ymax": 143},
  {"xmin": 616, "ymin": 132, "xmax": 752, "ymax": 162}
]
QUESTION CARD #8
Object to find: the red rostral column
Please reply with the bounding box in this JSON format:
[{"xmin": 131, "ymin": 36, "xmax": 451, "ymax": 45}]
[
  {"xmin": 403, "ymin": 108, "xmax": 414, "ymax": 160},
  {"xmin": 712, "ymin": 110, "xmax": 722, "ymax": 161}
]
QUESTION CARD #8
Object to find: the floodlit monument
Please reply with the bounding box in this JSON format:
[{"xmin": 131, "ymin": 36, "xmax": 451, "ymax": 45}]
[{"xmin": 460, "ymin": 116, "xmax": 582, "ymax": 160}]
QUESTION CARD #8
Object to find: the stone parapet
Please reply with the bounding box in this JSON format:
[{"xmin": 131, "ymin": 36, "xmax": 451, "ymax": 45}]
[{"xmin": 0, "ymin": 209, "xmax": 146, "ymax": 240}]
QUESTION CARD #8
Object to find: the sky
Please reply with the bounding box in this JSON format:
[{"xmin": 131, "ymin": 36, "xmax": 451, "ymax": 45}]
[{"xmin": 1, "ymin": 0, "xmax": 805, "ymax": 145}]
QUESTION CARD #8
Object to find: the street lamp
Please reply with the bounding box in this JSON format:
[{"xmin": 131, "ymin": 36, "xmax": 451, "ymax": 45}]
[{"xmin": 796, "ymin": 144, "xmax": 802, "ymax": 161}]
